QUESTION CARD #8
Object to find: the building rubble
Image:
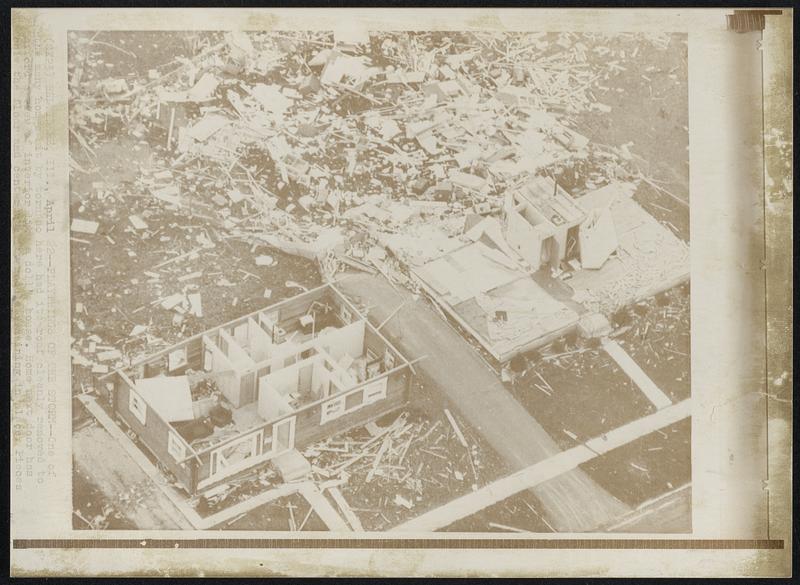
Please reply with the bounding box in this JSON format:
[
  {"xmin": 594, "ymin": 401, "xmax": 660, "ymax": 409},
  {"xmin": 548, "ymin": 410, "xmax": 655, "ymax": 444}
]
[
  {"xmin": 69, "ymin": 30, "xmax": 684, "ymax": 377},
  {"xmin": 69, "ymin": 30, "xmax": 690, "ymax": 530}
]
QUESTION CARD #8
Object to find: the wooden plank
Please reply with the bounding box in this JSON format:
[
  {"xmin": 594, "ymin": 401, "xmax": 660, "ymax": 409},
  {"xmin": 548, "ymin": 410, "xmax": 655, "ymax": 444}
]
[
  {"xmin": 299, "ymin": 485, "xmax": 352, "ymax": 531},
  {"xmin": 328, "ymin": 486, "xmax": 364, "ymax": 531},
  {"xmin": 153, "ymin": 245, "xmax": 205, "ymax": 269},
  {"xmin": 377, "ymin": 300, "xmax": 407, "ymax": 331},
  {"xmin": 366, "ymin": 435, "xmax": 391, "ymax": 483},
  {"xmin": 488, "ymin": 522, "xmax": 529, "ymax": 533},
  {"xmin": 444, "ymin": 408, "xmax": 468, "ymax": 448},
  {"xmin": 336, "ymin": 254, "xmax": 377, "ymax": 274}
]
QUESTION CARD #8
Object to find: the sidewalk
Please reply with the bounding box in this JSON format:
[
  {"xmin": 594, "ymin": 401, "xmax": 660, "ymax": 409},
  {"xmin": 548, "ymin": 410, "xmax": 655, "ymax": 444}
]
[
  {"xmin": 393, "ymin": 399, "xmax": 691, "ymax": 532},
  {"xmin": 79, "ymin": 394, "xmax": 311, "ymax": 530},
  {"xmin": 602, "ymin": 338, "xmax": 673, "ymax": 409}
]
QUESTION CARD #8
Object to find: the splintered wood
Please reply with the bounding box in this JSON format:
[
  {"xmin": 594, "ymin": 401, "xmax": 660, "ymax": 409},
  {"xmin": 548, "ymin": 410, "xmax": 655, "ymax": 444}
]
[
  {"xmin": 366, "ymin": 436, "xmax": 392, "ymax": 483},
  {"xmin": 444, "ymin": 408, "xmax": 468, "ymax": 448},
  {"xmin": 302, "ymin": 407, "xmax": 496, "ymax": 530}
]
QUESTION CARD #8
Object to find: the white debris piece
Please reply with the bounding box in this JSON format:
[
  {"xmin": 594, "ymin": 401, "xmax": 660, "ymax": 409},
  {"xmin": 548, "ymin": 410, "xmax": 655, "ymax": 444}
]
[
  {"xmin": 129, "ymin": 215, "xmax": 149, "ymax": 230},
  {"xmin": 256, "ymin": 255, "xmax": 275, "ymax": 266},
  {"xmin": 151, "ymin": 184, "xmax": 181, "ymax": 206},
  {"xmin": 188, "ymin": 293, "xmax": 203, "ymax": 317},
  {"xmin": 129, "ymin": 325, "xmax": 147, "ymax": 336},
  {"xmin": 449, "ymin": 170, "xmax": 487, "ymax": 192},
  {"xmin": 250, "ymin": 84, "xmax": 293, "ymax": 117},
  {"xmin": 186, "ymin": 114, "xmax": 230, "ymax": 142},
  {"xmin": 96, "ymin": 78, "xmax": 129, "ymax": 95},
  {"xmin": 228, "ymin": 189, "xmax": 245, "ymax": 203},
  {"xmin": 187, "ymin": 72, "xmax": 219, "ymax": 101},
  {"xmin": 226, "ymin": 31, "xmax": 255, "ymax": 59},
  {"xmin": 160, "ymin": 293, "xmax": 184, "ymax": 311},
  {"xmin": 96, "ymin": 349, "xmax": 122, "ymax": 362},
  {"xmin": 308, "ymin": 48, "xmax": 333, "ymax": 68},
  {"xmin": 394, "ymin": 494, "xmax": 413, "ymax": 509},
  {"xmin": 321, "ymin": 54, "xmax": 374, "ymax": 86},
  {"xmin": 71, "ymin": 219, "xmax": 99, "ymax": 235}
]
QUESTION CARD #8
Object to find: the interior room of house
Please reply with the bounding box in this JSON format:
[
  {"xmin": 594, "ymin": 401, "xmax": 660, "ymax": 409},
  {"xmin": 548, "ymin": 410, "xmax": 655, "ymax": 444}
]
[
  {"xmin": 503, "ymin": 175, "xmax": 587, "ymax": 273},
  {"xmin": 116, "ymin": 285, "xmax": 407, "ymax": 488}
]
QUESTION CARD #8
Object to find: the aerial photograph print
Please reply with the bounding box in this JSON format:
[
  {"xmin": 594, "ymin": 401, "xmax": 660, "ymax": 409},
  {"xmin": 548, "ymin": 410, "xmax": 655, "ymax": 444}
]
[{"xmin": 68, "ymin": 29, "xmax": 691, "ymax": 534}]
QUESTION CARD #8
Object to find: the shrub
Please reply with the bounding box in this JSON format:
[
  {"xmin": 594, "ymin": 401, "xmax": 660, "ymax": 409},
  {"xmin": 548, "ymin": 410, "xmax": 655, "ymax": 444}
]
[
  {"xmin": 523, "ymin": 349, "xmax": 542, "ymax": 364},
  {"xmin": 509, "ymin": 355, "xmax": 527, "ymax": 373},
  {"xmin": 612, "ymin": 309, "xmax": 632, "ymax": 328}
]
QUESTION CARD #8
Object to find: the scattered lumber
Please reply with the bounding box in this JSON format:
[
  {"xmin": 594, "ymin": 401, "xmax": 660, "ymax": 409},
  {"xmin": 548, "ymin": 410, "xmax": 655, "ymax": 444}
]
[{"xmin": 444, "ymin": 408, "xmax": 468, "ymax": 449}]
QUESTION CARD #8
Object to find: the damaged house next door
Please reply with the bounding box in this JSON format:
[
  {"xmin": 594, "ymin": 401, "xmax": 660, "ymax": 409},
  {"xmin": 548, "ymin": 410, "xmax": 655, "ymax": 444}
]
[{"xmin": 540, "ymin": 235, "xmax": 559, "ymax": 270}]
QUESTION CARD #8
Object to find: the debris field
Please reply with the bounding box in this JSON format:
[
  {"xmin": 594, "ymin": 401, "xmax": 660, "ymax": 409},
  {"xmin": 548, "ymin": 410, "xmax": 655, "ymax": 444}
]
[
  {"xmin": 69, "ymin": 30, "xmax": 687, "ymax": 376},
  {"xmin": 300, "ymin": 391, "xmax": 506, "ymax": 530},
  {"xmin": 68, "ymin": 30, "xmax": 691, "ymax": 532}
]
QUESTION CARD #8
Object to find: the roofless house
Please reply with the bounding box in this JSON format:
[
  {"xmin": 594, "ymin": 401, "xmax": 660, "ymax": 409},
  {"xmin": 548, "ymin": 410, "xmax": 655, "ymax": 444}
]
[{"xmin": 106, "ymin": 283, "xmax": 413, "ymax": 495}]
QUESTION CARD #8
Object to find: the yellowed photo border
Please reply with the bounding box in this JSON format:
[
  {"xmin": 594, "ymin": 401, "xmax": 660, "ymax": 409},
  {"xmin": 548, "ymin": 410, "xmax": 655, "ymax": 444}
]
[{"xmin": 10, "ymin": 7, "xmax": 792, "ymax": 577}]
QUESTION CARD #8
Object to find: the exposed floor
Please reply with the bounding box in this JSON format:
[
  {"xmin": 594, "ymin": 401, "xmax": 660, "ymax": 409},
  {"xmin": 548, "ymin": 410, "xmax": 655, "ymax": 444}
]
[{"xmin": 336, "ymin": 271, "xmax": 630, "ymax": 532}]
